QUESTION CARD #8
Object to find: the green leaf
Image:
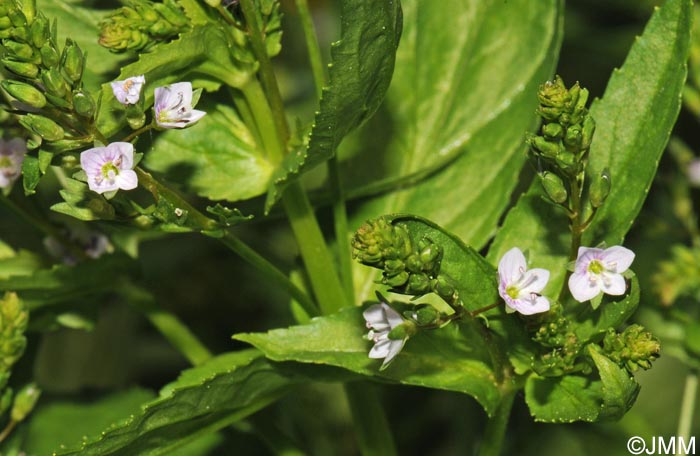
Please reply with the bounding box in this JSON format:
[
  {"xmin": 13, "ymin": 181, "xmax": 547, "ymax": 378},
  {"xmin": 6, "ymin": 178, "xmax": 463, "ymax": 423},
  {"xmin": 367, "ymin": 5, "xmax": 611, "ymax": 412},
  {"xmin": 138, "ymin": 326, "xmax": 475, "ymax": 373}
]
[
  {"xmin": 583, "ymin": 0, "xmax": 692, "ymax": 246},
  {"xmin": 144, "ymin": 104, "xmax": 273, "ymax": 202},
  {"xmin": 0, "ymin": 248, "xmax": 42, "ymax": 280},
  {"xmin": 54, "ymin": 351, "xmax": 299, "ymax": 456},
  {"xmin": 51, "ymin": 179, "xmax": 116, "ymax": 221},
  {"xmin": 21, "ymin": 155, "xmax": 41, "ymax": 196},
  {"xmin": 525, "ymin": 374, "xmax": 602, "ymax": 423},
  {"xmin": 23, "ymin": 388, "xmax": 156, "ymax": 455},
  {"xmin": 587, "ymin": 345, "xmax": 640, "ymax": 420},
  {"xmin": 265, "ymin": 0, "xmax": 403, "ymax": 210},
  {"xmin": 38, "ymin": 0, "xmax": 124, "ymax": 90},
  {"xmin": 236, "ymin": 306, "xmax": 503, "ymax": 416},
  {"xmin": 351, "ymin": 0, "xmax": 564, "ymax": 302},
  {"xmin": 573, "ymin": 273, "xmax": 640, "ymax": 344}
]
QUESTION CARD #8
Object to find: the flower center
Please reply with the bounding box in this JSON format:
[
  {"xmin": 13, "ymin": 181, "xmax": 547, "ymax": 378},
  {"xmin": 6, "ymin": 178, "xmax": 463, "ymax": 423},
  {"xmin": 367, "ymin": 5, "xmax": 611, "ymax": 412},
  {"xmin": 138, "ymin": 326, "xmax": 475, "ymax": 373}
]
[
  {"xmin": 588, "ymin": 259, "xmax": 604, "ymax": 275},
  {"xmin": 100, "ymin": 161, "xmax": 120, "ymax": 180},
  {"xmin": 506, "ymin": 285, "xmax": 520, "ymax": 299}
]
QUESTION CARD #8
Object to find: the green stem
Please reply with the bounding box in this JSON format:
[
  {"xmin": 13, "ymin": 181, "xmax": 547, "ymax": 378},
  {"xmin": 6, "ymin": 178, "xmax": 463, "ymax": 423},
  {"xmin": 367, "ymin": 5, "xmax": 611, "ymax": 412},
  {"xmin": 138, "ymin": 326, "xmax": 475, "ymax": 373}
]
[
  {"xmin": 219, "ymin": 231, "xmax": 319, "ymax": 317},
  {"xmin": 294, "ymin": 0, "xmax": 326, "ymax": 99},
  {"xmin": 479, "ymin": 389, "xmax": 516, "ymax": 456},
  {"xmin": 240, "ymin": 79, "xmax": 285, "ymax": 164},
  {"xmin": 121, "ymin": 283, "xmax": 212, "ymax": 366},
  {"xmin": 282, "ymin": 183, "xmax": 348, "ymax": 314},
  {"xmin": 239, "ymin": 0, "xmax": 290, "ymax": 142},
  {"xmin": 344, "ymin": 383, "xmax": 398, "ymax": 456},
  {"xmin": 0, "ymin": 419, "xmax": 17, "ymax": 444},
  {"xmin": 122, "ymin": 123, "xmax": 155, "ymax": 143},
  {"xmin": 677, "ymin": 368, "xmax": 698, "ymax": 444},
  {"xmin": 328, "ymin": 157, "xmax": 355, "ymax": 305}
]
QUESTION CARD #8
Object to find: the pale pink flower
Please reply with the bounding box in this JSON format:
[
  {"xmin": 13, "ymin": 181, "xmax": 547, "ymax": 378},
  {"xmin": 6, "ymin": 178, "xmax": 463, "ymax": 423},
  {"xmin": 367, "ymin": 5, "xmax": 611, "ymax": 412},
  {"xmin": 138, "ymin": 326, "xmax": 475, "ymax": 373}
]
[
  {"xmin": 154, "ymin": 82, "xmax": 205, "ymax": 129},
  {"xmin": 80, "ymin": 142, "xmax": 137, "ymax": 194},
  {"xmin": 498, "ymin": 247, "xmax": 550, "ymax": 315},
  {"xmin": 0, "ymin": 138, "xmax": 26, "ymax": 189},
  {"xmin": 111, "ymin": 75, "xmax": 145, "ymax": 105},
  {"xmin": 568, "ymin": 246, "xmax": 635, "ymax": 302},
  {"xmin": 363, "ymin": 302, "xmax": 407, "ymax": 369}
]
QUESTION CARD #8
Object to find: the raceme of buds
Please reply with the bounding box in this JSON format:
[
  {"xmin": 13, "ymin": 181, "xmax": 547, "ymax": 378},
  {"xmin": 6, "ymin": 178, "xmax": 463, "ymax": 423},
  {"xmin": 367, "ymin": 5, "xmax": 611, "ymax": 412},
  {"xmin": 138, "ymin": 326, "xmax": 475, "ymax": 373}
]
[
  {"xmin": 0, "ymin": 138, "xmax": 27, "ymax": 189},
  {"xmin": 602, "ymin": 325, "xmax": 660, "ymax": 373},
  {"xmin": 352, "ymin": 217, "xmax": 444, "ymax": 296},
  {"xmin": 99, "ymin": 0, "xmax": 189, "ymax": 52},
  {"xmin": 154, "ymin": 82, "xmax": 206, "ymax": 129},
  {"xmin": 0, "ymin": 292, "xmax": 29, "ymax": 373}
]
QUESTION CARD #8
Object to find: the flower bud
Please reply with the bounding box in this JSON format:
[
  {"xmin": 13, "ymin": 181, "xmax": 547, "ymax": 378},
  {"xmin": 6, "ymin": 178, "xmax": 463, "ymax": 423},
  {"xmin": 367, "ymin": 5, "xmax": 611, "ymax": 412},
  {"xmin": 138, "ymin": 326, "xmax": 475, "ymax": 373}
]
[
  {"xmin": 589, "ymin": 168, "xmax": 611, "ymax": 208},
  {"xmin": 41, "ymin": 66, "xmax": 68, "ymax": 97},
  {"xmin": 19, "ymin": 114, "xmax": 64, "ymax": 141},
  {"xmin": 1, "ymin": 80, "xmax": 46, "ymax": 108},
  {"xmin": 411, "ymin": 304, "xmax": 440, "ymax": 326},
  {"xmin": 60, "ymin": 39, "xmax": 84, "ymax": 84},
  {"xmin": 21, "ymin": 0, "xmax": 36, "ymax": 23},
  {"xmin": 8, "ymin": 8, "xmax": 27, "ymax": 27},
  {"xmin": 40, "ymin": 42, "xmax": 59, "ymax": 67},
  {"xmin": 602, "ymin": 325, "xmax": 660, "ymax": 373},
  {"xmin": 407, "ymin": 273, "xmax": 431, "ymax": 294},
  {"xmin": 4, "ymin": 40, "xmax": 34, "ymax": 60},
  {"xmin": 10, "ymin": 383, "xmax": 40, "ymax": 422},
  {"xmin": 432, "ymin": 275, "xmax": 457, "ymax": 303},
  {"xmin": 73, "ymin": 90, "xmax": 96, "ymax": 118},
  {"xmin": 1, "ymin": 58, "xmax": 39, "ymax": 78},
  {"xmin": 0, "ymin": 388, "xmax": 12, "ymax": 416},
  {"xmin": 29, "ymin": 15, "xmax": 49, "ymax": 48},
  {"xmin": 563, "ymin": 124, "xmax": 583, "ymax": 151},
  {"xmin": 0, "ymin": 292, "xmax": 28, "ymax": 371},
  {"xmin": 0, "ymin": 17, "xmax": 12, "ymax": 30},
  {"xmin": 540, "ymin": 171, "xmax": 568, "ymax": 204},
  {"xmin": 541, "ymin": 122, "xmax": 563, "ymax": 140},
  {"xmin": 528, "ymin": 135, "xmax": 561, "ymax": 159},
  {"xmin": 537, "ymin": 76, "xmax": 571, "ymax": 122}
]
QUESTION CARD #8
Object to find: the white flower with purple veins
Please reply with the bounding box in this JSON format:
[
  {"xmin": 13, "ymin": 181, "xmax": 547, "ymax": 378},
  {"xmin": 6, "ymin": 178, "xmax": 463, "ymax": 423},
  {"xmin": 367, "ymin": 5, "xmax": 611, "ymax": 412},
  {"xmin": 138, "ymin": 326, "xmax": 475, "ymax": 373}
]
[
  {"xmin": 568, "ymin": 246, "xmax": 635, "ymax": 302},
  {"xmin": 154, "ymin": 82, "xmax": 206, "ymax": 128},
  {"xmin": 111, "ymin": 75, "xmax": 145, "ymax": 105},
  {"xmin": 0, "ymin": 138, "xmax": 26, "ymax": 189},
  {"xmin": 363, "ymin": 302, "xmax": 407, "ymax": 369},
  {"xmin": 498, "ymin": 247, "xmax": 551, "ymax": 315},
  {"xmin": 80, "ymin": 142, "xmax": 138, "ymax": 194}
]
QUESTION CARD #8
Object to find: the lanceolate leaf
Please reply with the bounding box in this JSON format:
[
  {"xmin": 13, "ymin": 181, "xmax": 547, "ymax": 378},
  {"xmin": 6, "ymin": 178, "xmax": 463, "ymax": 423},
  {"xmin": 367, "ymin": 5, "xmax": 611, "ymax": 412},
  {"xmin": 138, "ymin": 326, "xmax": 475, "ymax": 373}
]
[
  {"xmin": 351, "ymin": 0, "xmax": 564, "ymax": 303},
  {"xmin": 265, "ymin": 0, "xmax": 403, "ymax": 211},
  {"xmin": 236, "ymin": 307, "xmax": 504, "ymax": 416},
  {"xmin": 55, "ymin": 351, "xmax": 299, "ymax": 456},
  {"xmin": 583, "ymin": 0, "xmax": 692, "ymax": 246}
]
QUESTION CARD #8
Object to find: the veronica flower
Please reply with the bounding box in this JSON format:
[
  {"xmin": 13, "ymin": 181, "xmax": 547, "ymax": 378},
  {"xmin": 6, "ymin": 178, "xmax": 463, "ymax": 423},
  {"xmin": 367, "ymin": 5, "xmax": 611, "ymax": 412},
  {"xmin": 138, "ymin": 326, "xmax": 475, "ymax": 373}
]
[
  {"xmin": 363, "ymin": 302, "xmax": 408, "ymax": 370},
  {"xmin": 111, "ymin": 75, "xmax": 145, "ymax": 105},
  {"xmin": 568, "ymin": 246, "xmax": 635, "ymax": 302},
  {"xmin": 154, "ymin": 82, "xmax": 206, "ymax": 129},
  {"xmin": 80, "ymin": 142, "xmax": 137, "ymax": 194},
  {"xmin": 0, "ymin": 138, "xmax": 26, "ymax": 189},
  {"xmin": 498, "ymin": 247, "xmax": 550, "ymax": 315}
]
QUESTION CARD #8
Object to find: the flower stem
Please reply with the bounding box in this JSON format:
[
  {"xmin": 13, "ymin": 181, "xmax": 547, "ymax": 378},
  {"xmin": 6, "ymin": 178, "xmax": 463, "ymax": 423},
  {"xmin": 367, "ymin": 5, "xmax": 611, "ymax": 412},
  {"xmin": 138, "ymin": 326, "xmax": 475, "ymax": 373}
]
[
  {"xmin": 344, "ymin": 382, "xmax": 398, "ymax": 456},
  {"xmin": 479, "ymin": 388, "xmax": 516, "ymax": 456},
  {"xmin": 122, "ymin": 123, "xmax": 155, "ymax": 143},
  {"xmin": 294, "ymin": 0, "xmax": 326, "ymax": 99},
  {"xmin": 0, "ymin": 420, "xmax": 17, "ymax": 444},
  {"xmin": 121, "ymin": 282, "xmax": 212, "ymax": 366},
  {"xmin": 219, "ymin": 231, "xmax": 319, "ymax": 317},
  {"xmin": 677, "ymin": 367, "xmax": 699, "ymax": 444}
]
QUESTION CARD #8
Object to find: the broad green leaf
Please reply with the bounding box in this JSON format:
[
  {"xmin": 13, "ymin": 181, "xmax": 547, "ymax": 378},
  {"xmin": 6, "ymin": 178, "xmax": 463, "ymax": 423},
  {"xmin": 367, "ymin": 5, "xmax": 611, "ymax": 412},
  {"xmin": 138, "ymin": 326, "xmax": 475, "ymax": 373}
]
[
  {"xmin": 144, "ymin": 104, "xmax": 273, "ymax": 202},
  {"xmin": 236, "ymin": 306, "xmax": 504, "ymax": 416},
  {"xmin": 350, "ymin": 0, "xmax": 564, "ymax": 303},
  {"xmin": 573, "ymin": 274, "xmax": 640, "ymax": 344},
  {"xmin": 51, "ymin": 178, "xmax": 116, "ymax": 221},
  {"xmin": 23, "ymin": 388, "xmax": 156, "ymax": 455},
  {"xmin": 38, "ymin": 0, "xmax": 124, "ymax": 90},
  {"xmin": 265, "ymin": 0, "xmax": 403, "ymax": 210},
  {"xmin": 588, "ymin": 345, "xmax": 640, "ymax": 421},
  {"xmin": 55, "ymin": 351, "xmax": 298, "ymax": 456},
  {"xmin": 525, "ymin": 374, "xmax": 602, "ymax": 423},
  {"xmin": 583, "ymin": 0, "xmax": 692, "ymax": 246},
  {"xmin": 0, "ymin": 247, "xmax": 42, "ymax": 280}
]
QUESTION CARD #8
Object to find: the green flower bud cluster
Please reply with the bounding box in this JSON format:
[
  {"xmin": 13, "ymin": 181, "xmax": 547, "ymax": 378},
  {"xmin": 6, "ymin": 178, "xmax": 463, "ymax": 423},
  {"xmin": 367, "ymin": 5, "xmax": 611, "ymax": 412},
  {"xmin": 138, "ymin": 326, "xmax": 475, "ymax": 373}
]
[
  {"xmin": 0, "ymin": 292, "xmax": 30, "ymax": 425},
  {"xmin": 652, "ymin": 245, "xmax": 700, "ymax": 306},
  {"xmin": 352, "ymin": 217, "xmax": 443, "ymax": 296},
  {"xmin": 531, "ymin": 310, "xmax": 585, "ymax": 376},
  {"xmin": 221, "ymin": 0, "xmax": 283, "ymax": 68},
  {"xmin": 602, "ymin": 325, "xmax": 660, "ymax": 373},
  {"xmin": 98, "ymin": 0, "xmax": 190, "ymax": 53},
  {"xmin": 0, "ymin": 0, "xmax": 97, "ymax": 147},
  {"xmin": 528, "ymin": 76, "xmax": 600, "ymax": 206}
]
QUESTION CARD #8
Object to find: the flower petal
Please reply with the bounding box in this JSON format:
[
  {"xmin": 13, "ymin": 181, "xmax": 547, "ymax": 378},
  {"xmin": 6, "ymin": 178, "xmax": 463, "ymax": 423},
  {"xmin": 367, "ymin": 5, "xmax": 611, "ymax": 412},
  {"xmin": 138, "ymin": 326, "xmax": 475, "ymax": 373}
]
[
  {"xmin": 383, "ymin": 303, "xmax": 404, "ymax": 329},
  {"xmin": 380, "ymin": 339, "xmax": 407, "ymax": 369},
  {"xmin": 514, "ymin": 295, "xmax": 550, "ymax": 315},
  {"xmin": 568, "ymin": 271, "xmax": 601, "ymax": 302},
  {"xmin": 368, "ymin": 338, "xmax": 392, "ymax": 359},
  {"xmin": 186, "ymin": 109, "xmax": 206, "ymax": 125},
  {"xmin": 363, "ymin": 304, "xmax": 389, "ymax": 327},
  {"xmin": 602, "ymin": 246, "xmax": 635, "ymax": 273},
  {"xmin": 498, "ymin": 247, "xmax": 527, "ymax": 283},
  {"xmin": 111, "ymin": 142, "xmax": 134, "ymax": 169},
  {"xmin": 574, "ymin": 247, "xmax": 602, "ymax": 274},
  {"xmin": 600, "ymin": 272, "xmax": 627, "ymax": 296},
  {"xmin": 116, "ymin": 169, "xmax": 138, "ymax": 191},
  {"xmin": 521, "ymin": 268, "xmax": 550, "ymax": 294}
]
